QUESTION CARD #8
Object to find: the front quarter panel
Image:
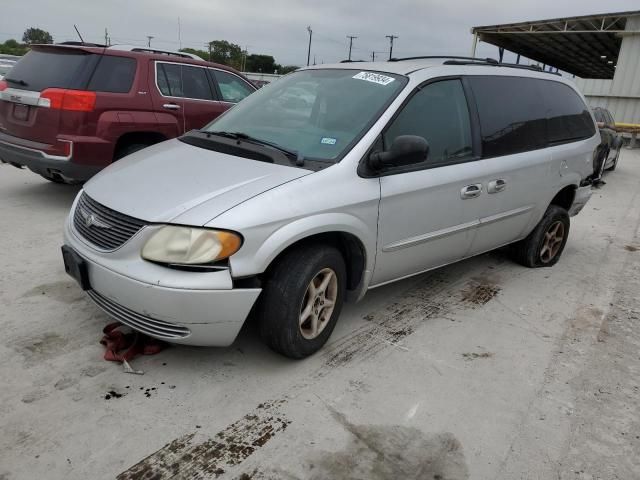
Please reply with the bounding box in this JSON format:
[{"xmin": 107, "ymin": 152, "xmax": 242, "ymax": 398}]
[{"xmin": 209, "ymin": 161, "xmax": 380, "ymax": 289}]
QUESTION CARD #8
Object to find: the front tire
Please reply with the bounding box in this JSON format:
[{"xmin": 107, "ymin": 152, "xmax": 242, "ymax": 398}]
[
  {"xmin": 259, "ymin": 244, "xmax": 346, "ymax": 359},
  {"xmin": 606, "ymin": 148, "xmax": 620, "ymax": 171},
  {"xmin": 510, "ymin": 205, "xmax": 570, "ymax": 268}
]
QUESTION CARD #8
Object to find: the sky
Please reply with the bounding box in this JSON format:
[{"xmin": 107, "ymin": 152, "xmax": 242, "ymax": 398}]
[{"xmin": 1, "ymin": 0, "xmax": 638, "ymax": 66}]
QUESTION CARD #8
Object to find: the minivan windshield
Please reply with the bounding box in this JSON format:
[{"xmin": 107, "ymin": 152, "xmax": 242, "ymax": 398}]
[{"xmin": 203, "ymin": 69, "xmax": 407, "ymax": 162}]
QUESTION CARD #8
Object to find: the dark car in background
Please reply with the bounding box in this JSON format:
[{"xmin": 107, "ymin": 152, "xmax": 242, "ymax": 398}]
[
  {"xmin": 0, "ymin": 44, "xmax": 256, "ymax": 183},
  {"xmin": 593, "ymin": 106, "xmax": 623, "ymax": 174}
]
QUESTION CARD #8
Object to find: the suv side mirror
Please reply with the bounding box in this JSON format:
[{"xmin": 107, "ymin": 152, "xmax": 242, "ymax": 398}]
[{"xmin": 368, "ymin": 135, "xmax": 429, "ymax": 170}]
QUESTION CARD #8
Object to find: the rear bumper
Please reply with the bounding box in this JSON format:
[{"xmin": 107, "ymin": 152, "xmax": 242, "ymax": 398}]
[
  {"xmin": 0, "ymin": 132, "xmax": 104, "ymax": 181},
  {"xmin": 568, "ymin": 185, "xmax": 592, "ymax": 217}
]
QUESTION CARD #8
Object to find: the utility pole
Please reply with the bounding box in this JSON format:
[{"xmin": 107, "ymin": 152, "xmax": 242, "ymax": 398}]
[
  {"xmin": 346, "ymin": 35, "xmax": 357, "ymax": 61},
  {"xmin": 208, "ymin": 42, "xmax": 213, "ymax": 61},
  {"xmin": 306, "ymin": 26, "xmax": 313, "ymax": 67},
  {"xmin": 385, "ymin": 35, "xmax": 398, "ymax": 60},
  {"xmin": 371, "ymin": 51, "xmax": 375, "ymax": 61},
  {"xmin": 104, "ymin": 28, "xmax": 108, "ymax": 46},
  {"xmin": 146, "ymin": 36, "xmax": 154, "ymax": 48}
]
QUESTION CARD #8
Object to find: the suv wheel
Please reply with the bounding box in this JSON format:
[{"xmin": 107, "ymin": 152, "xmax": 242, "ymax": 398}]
[
  {"xmin": 606, "ymin": 148, "xmax": 620, "ymax": 171},
  {"xmin": 259, "ymin": 244, "xmax": 346, "ymax": 359},
  {"xmin": 115, "ymin": 143, "xmax": 150, "ymax": 161},
  {"xmin": 510, "ymin": 205, "xmax": 570, "ymax": 268}
]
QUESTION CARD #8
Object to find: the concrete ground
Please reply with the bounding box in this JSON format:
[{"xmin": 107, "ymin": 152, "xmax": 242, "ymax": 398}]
[{"xmin": 1, "ymin": 150, "xmax": 639, "ymax": 480}]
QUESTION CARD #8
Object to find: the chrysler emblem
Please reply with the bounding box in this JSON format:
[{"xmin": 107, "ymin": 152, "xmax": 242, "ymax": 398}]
[{"xmin": 78, "ymin": 207, "xmax": 111, "ymax": 229}]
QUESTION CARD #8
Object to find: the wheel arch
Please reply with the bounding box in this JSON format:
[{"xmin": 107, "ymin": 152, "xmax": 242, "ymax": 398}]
[
  {"xmin": 230, "ymin": 214, "xmax": 375, "ymax": 301},
  {"xmin": 550, "ymin": 184, "xmax": 577, "ymax": 211},
  {"xmin": 113, "ymin": 131, "xmax": 168, "ymax": 161}
]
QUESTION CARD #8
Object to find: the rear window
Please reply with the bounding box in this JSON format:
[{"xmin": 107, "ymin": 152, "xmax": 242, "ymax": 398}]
[
  {"xmin": 87, "ymin": 55, "xmax": 136, "ymax": 93},
  {"xmin": 469, "ymin": 76, "xmax": 595, "ymax": 158},
  {"xmin": 544, "ymin": 82, "xmax": 595, "ymax": 144},
  {"xmin": 4, "ymin": 49, "xmax": 96, "ymax": 92}
]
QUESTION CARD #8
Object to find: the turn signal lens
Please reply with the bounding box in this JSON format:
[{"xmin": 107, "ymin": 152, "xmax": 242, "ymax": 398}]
[
  {"xmin": 41, "ymin": 88, "xmax": 96, "ymax": 112},
  {"xmin": 141, "ymin": 226, "xmax": 242, "ymax": 265}
]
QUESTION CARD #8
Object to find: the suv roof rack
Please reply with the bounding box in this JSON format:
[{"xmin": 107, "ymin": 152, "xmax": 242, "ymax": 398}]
[
  {"xmin": 107, "ymin": 45, "xmax": 202, "ymax": 60},
  {"xmin": 58, "ymin": 41, "xmax": 107, "ymax": 48},
  {"xmin": 389, "ymin": 55, "xmax": 561, "ymax": 76},
  {"xmin": 389, "ymin": 55, "xmax": 499, "ymax": 64}
]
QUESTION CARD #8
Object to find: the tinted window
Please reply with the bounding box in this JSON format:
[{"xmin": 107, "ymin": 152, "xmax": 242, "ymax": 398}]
[
  {"xmin": 87, "ymin": 56, "xmax": 136, "ymax": 93},
  {"xmin": 604, "ymin": 110, "xmax": 615, "ymax": 125},
  {"xmin": 213, "ymin": 70, "xmax": 254, "ymax": 103},
  {"xmin": 4, "ymin": 49, "xmax": 94, "ymax": 92},
  {"xmin": 157, "ymin": 63, "xmax": 183, "ymax": 97},
  {"xmin": 384, "ymin": 80, "xmax": 473, "ymax": 166},
  {"xmin": 545, "ymin": 81, "xmax": 595, "ymax": 143},
  {"xmin": 182, "ymin": 66, "xmax": 213, "ymax": 100},
  {"xmin": 592, "ymin": 108, "xmax": 604, "ymax": 123},
  {"xmin": 469, "ymin": 76, "xmax": 547, "ymax": 157}
]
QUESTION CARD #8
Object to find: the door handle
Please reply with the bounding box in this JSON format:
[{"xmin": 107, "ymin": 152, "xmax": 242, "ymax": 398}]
[
  {"xmin": 460, "ymin": 184, "xmax": 482, "ymax": 199},
  {"xmin": 162, "ymin": 103, "xmax": 181, "ymax": 110},
  {"xmin": 487, "ymin": 179, "xmax": 507, "ymax": 194}
]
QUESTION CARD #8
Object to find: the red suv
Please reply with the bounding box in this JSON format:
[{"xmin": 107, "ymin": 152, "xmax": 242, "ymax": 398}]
[{"xmin": 0, "ymin": 44, "xmax": 256, "ymax": 183}]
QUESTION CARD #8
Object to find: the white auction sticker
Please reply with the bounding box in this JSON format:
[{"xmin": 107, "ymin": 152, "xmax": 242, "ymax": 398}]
[{"xmin": 352, "ymin": 71, "xmax": 395, "ymax": 85}]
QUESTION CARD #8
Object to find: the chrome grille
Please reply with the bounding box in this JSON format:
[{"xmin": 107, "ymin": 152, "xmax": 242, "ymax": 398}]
[
  {"xmin": 73, "ymin": 193, "xmax": 146, "ymax": 250},
  {"xmin": 87, "ymin": 290, "xmax": 191, "ymax": 339}
]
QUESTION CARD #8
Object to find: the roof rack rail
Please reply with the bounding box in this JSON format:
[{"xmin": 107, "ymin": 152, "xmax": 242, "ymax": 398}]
[
  {"xmin": 442, "ymin": 59, "xmax": 562, "ymax": 75},
  {"xmin": 57, "ymin": 41, "xmax": 107, "ymax": 48},
  {"xmin": 107, "ymin": 45, "xmax": 202, "ymax": 60},
  {"xmin": 389, "ymin": 55, "xmax": 499, "ymax": 63}
]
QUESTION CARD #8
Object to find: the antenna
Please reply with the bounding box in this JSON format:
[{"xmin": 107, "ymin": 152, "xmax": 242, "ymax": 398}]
[{"xmin": 73, "ymin": 25, "xmax": 85, "ymax": 44}]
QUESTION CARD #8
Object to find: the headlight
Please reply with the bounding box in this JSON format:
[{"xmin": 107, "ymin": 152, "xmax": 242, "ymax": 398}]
[{"xmin": 141, "ymin": 226, "xmax": 242, "ymax": 265}]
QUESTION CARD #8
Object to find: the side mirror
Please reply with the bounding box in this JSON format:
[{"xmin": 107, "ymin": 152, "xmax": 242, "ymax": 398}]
[{"xmin": 368, "ymin": 135, "xmax": 429, "ymax": 170}]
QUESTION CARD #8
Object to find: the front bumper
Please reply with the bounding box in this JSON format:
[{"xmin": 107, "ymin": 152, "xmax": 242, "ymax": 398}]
[
  {"xmin": 568, "ymin": 185, "xmax": 593, "ymax": 217},
  {"xmin": 63, "ymin": 210, "xmax": 261, "ymax": 346}
]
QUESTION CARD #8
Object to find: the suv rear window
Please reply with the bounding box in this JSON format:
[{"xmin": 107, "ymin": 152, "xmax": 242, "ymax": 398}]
[
  {"xmin": 4, "ymin": 49, "xmax": 96, "ymax": 92},
  {"xmin": 87, "ymin": 55, "xmax": 136, "ymax": 93},
  {"xmin": 545, "ymin": 82, "xmax": 595, "ymax": 144}
]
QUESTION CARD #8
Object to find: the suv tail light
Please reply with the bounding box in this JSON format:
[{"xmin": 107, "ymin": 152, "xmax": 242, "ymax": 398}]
[
  {"xmin": 0, "ymin": 80, "xmax": 7, "ymax": 92},
  {"xmin": 41, "ymin": 88, "xmax": 96, "ymax": 112}
]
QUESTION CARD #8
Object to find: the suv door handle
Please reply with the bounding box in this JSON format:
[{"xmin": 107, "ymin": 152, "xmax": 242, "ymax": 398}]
[
  {"xmin": 163, "ymin": 103, "xmax": 181, "ymax": 110},
  {"xmin": 487, "ymin": 179, "xmax": 507, "ymax": 194},
  {"xmin": 460, "ymin": 184, "xmax": 482, "ymax": 199}
]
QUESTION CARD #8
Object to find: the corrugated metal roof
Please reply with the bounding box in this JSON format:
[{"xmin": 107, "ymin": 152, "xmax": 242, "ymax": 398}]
[{"xmin": 472, "ymin": 10, "xmax": 640, "ymax": 79}]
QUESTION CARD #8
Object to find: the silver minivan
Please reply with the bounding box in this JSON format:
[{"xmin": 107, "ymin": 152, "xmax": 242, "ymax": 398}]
[{"xmin": 62, "ymin": 58, "xmax": 599, "ymax": 358}]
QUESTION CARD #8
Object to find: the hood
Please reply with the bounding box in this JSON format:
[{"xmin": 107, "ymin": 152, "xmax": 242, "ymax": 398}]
[{"xmin": 84, "ymin": 139, "xmax": 311, "ymax": 225}]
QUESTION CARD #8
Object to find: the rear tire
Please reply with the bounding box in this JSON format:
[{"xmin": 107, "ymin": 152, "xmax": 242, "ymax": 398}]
[
  {"xmin": 510, "ymin": 205, "xmax": 570, "ymax": 268},
  {"xmin": 114, "ymin": 143, "xmax": 149, "ymax": 161},
  {"xmin": 606, "ymin": 148, "xmax": 620, "ymax": 171},
  {"xmin": 258, "ymin": 244, "xmax": 346, "ymax": 359}
]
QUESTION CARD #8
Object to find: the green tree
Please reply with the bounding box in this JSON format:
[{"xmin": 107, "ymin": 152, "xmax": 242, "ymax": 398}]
[
  {"xmin": 245, "ymin": 54, "xmax": 276, "ymax": 74},
  {"xmin": 179, "ymin": 47, "xmax": 208, "ymax": 61},
  {"xmin": 22, "ymin": 27, "xmax": 53, "ymax": 45},
  {"xmin": 208, "ymin": 40, "xmax": 242, "ymax": 69},
  {"xmin": 0, "ymin": 39, "xmax": 28, "ymax": 56},
  {"xmin": 276, "ymin": 65, "xmax": 299, "ymax": 75}
]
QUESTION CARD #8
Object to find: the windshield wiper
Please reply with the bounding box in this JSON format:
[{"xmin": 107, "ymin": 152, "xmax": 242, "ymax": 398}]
[
  {"xmin": 4, "ymin": 78, "xmax": 28, "ymax": 87},
  {"xmin": 204, "ymin": 130, "xmax": 304, "ymax": 165}
]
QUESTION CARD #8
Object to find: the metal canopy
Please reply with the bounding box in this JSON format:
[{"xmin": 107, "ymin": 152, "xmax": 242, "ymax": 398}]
[{"xmin": 472, "ymin": 11, "xmax": 640, "ymax": 79}]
